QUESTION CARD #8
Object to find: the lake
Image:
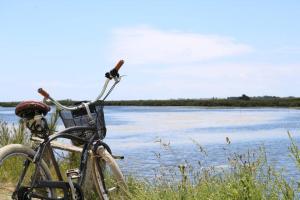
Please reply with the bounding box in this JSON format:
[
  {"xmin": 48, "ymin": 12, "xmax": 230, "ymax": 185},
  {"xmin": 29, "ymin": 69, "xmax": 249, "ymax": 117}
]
[{"xmin": 1, "ymin": 106, "xmax": 300, "ymax": 180}]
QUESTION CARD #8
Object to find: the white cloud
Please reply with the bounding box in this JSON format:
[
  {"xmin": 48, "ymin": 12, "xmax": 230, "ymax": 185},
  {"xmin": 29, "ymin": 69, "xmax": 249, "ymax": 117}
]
[
  {"xmin": 109, "ymin": 26, "xmax": 253, "ymax": 64},
  {"xmin": 112, "ymin": 62, "xmax": 300, "ymax": 99},
  {"xmin": 274, "ymin": 46, "xmax": 300, "ymax": 54}
]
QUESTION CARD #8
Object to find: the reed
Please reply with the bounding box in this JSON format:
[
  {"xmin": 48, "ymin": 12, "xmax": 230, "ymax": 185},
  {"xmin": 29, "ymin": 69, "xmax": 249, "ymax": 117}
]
[{"xmin": 0, "ymin": 121, "xmax": 299, "ymax": 199}]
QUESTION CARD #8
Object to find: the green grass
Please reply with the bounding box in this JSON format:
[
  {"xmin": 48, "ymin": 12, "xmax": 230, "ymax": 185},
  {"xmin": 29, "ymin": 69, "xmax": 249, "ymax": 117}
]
[
  {"xmin": 121, "ymin": 139, "xmax": 300, "ymax": 200},
  {"xmin": 0, "ymin": 121, "xmax": 300, "ymax": 199},
  {"xmin": 0, "ymin": 120, "xmax": 30, "ymax": 146}
]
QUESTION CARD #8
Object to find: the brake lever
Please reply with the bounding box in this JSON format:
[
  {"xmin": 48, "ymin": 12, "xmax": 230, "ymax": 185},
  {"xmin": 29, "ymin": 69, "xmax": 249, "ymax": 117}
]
[{"xmin": 113, "ymin": 75, "xmax": 126, "ymax": 83}]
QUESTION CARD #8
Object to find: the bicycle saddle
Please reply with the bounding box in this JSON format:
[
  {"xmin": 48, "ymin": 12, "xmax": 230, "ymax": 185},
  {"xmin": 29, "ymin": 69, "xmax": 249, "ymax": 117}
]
[{"xmin": 15, "ymin": 101, "xmax": 51, "ymax": 118}]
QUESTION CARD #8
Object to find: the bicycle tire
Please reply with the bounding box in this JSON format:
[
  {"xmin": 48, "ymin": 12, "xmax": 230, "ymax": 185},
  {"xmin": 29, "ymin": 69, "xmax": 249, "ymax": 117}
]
[
  {"xmin": 0, "ymin": 144, "xmax": 55, "ymax": 199},
  {"xmin": 91, "ymin": 148, "xmax": 126, "ymax": 200}
]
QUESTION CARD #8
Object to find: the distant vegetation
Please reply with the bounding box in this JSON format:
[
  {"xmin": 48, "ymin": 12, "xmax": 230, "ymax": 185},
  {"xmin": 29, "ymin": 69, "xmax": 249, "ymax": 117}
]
[
  {"xmin": 105, "ymin": 96, "xmax": 300, "ymax": 107},
  {"xmin": 1, "ymin": 95, "xmax": 300, "ymax": 107}
]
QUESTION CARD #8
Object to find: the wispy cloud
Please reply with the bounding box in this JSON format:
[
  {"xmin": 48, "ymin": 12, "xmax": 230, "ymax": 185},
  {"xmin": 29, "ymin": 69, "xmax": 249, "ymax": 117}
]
[
  {"xmin": 274, "ymin": 46, "xmax": 300, "ymax": 54},
  {"xmin": 113, "ymin": 62, "xmax": 300, "ymax": 99},
  {"xmin": 109, "ymin": 26, "xmax": 253, "ymax": 64}
]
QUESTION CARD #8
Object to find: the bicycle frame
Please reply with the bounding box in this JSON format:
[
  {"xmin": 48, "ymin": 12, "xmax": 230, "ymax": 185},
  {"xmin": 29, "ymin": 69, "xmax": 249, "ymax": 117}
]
[{"xmin": 15, "ymin": 125, "xmax": 101, "ymax": 199}]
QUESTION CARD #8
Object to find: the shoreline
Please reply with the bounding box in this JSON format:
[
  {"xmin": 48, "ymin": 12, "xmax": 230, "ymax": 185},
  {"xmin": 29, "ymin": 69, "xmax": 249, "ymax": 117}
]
[{"xmin": 1, "ymin": 98, "xmax": 300, "ymax": 108}]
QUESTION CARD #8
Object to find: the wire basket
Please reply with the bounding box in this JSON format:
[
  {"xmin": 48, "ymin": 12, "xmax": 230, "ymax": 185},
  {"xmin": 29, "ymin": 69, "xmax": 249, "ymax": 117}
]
[{"xmin": 59, "ymin": 102, "xmax": 106, "ymax": 145}]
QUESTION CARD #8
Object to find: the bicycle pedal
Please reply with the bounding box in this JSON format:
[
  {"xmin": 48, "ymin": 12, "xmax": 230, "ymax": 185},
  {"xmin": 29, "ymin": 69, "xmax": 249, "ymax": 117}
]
[
  {"xmin": 66, "ymin": 169, "xmax": 81, "ymax": 179},
  {"xmin": 112, "ymin": 155, "xmax": 124, "ymax": 160}
]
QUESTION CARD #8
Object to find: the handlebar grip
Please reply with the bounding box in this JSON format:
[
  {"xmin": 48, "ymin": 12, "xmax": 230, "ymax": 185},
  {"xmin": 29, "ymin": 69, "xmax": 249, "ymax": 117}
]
[
  {"xmin": 38, "ymin": 88, "xmax": 50, "ymax": 99},
  {"xmin": 114, "ymin": 60, "xmax": 124, "ymax": 72}
]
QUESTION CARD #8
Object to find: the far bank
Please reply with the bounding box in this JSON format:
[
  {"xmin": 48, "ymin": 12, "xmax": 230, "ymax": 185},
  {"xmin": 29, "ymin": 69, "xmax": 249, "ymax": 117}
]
[{"xmin": 1, "ymin": 96, "xmax": 300, "ymax": 108}]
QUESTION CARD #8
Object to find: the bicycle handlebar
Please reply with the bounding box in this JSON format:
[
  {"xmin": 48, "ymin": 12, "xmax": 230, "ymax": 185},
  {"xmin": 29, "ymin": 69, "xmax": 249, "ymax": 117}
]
[
  {"xmin": 38, "ymin": 88, "xmax": 50, "ymax": 99},
  {"xmin": 106, "ymin": 60, "xmax": 124, "ymax": 79},
  {"xmin": 38, "ymin": 60, "xmax": 124, "ymax": 111},
  {"xmin": 114, "ymin": 60, "xmax": 124, "ymax": 72}
]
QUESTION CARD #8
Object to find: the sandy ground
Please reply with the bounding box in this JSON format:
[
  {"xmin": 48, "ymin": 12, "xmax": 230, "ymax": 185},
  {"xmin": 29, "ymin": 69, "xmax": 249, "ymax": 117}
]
[{"xmin": 0, "ymin": 184, "xmax": 14, "ymax": 200}]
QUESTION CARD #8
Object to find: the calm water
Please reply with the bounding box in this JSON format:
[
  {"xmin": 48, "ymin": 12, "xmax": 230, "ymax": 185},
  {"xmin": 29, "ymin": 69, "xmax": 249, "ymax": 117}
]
[{"xmin": 1, "ymin": 106, "xmax": 300, "ymax": 180}]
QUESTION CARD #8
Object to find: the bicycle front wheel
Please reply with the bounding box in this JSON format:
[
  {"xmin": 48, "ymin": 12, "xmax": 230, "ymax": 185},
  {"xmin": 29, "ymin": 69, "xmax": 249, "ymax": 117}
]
[
  {"xmin": 0, "ymin": 144, "xmax": 55, "ymax": 200},
  {"xmin": 92, "ymin": 147, "xmax": 127, "ymax": 200}
]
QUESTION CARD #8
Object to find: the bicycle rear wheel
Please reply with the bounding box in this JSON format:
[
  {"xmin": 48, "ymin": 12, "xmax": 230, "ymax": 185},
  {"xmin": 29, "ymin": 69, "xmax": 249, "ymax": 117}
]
[
  {"xmin": 0, "ymin": 144, "xmax": 55, "ymax": 200},
  {"xmin": 92, "ymin": 147, "xmax": 126, "ymax": 200}
]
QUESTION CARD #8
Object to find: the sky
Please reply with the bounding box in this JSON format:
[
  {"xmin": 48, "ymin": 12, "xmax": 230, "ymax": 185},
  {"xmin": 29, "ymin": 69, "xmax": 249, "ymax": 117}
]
[{"xmin": 0, "ymin": 1, "xmax": 300, "ymax": 101}]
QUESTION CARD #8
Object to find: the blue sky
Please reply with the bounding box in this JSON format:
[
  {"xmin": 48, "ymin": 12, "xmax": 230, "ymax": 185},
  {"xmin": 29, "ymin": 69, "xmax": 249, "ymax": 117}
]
[{"xmin": 0, "ymin": 1, "xmax": 300, "ymax": 101}]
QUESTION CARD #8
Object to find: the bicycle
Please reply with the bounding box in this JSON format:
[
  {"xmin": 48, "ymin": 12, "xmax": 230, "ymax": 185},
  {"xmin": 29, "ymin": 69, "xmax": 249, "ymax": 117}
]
[{"xmin": 0, "ymin": 60, "xmax": 127, "ymax": 200}]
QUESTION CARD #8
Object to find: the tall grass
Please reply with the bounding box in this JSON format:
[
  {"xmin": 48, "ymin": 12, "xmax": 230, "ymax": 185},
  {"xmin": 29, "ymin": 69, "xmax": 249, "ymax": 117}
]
[
  {"xmin": 0, "ymin": 121, "xmax": 300, "ymax": 199},
  {"xmin": 123, "ymin": 142, "xmax": 299, "ymax": 200},
  {"xmin": 289, "ymin": 132, "xmax": 300, "ymax": 170},
  {"xmin": 0, "ymin": 120, "xmax": 29, "ymax": 146}
]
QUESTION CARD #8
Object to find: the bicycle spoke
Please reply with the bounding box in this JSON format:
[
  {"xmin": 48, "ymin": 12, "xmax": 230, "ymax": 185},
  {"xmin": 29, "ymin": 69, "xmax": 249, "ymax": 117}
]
[{"xmin": 0, "ymin": 146, "xmax": 55, "ymax": 199}]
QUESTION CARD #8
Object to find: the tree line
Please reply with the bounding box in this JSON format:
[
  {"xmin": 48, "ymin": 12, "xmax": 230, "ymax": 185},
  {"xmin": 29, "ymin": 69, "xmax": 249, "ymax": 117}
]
[{"xmin": 1, "ymin": 95, "xmax": 300, "ymax": 107}]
